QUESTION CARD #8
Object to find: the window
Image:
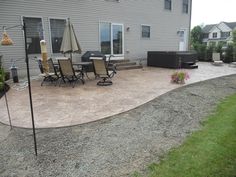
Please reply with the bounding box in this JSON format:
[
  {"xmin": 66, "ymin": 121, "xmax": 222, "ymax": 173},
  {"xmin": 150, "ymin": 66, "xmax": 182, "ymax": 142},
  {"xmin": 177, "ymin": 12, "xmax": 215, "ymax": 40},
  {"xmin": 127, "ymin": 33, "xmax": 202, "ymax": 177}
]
[
  {"xmin": 50, "ymin": 19, "xmax": 66, "ymax": 53},
  {"xmin": 100, "ymin": 22, "xmax": 123, "ymax": 55},
  {"xmin": 221, "ymin": 32, "xmax": 230, "ymax": 38},
  {"xmin": 213, "ymin": 32, "xmax": 217, "ymax": 38},
  {"xmin": 203, "ymin": 33, "xmax": 209, "ymax": 38},
  {"xmin": 112, "ymin": 24, "xmax": 123, "ymax": 54},
  {"xmin": 23, "ymin": 17, "xmax": 43, "ymax": 54},
  {"xmin": 182, "ymin": 0, "xmax": 188, "ymax": 13},
  {"xmin": 100, "ymin": 22, "xmax": 111, "ymax": 54},
  {"xmin": 164, "ymin": 0, "xmax": 171, "ymax": 10},
  {"xmin": 141, "ymin": 25, "xmax": 150, "ymax": 38}
]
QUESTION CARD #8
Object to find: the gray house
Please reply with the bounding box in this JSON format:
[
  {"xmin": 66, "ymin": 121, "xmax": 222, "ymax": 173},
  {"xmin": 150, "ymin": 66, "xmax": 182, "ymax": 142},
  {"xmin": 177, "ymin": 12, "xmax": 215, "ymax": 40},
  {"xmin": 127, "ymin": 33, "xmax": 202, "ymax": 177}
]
[
  {"xmin": 0, "ymin": 0, "xmax": 192, "ymax": 76},
  {"xmin": 202, "ymin": 22, "xmax": 236, "ymax": 46}
]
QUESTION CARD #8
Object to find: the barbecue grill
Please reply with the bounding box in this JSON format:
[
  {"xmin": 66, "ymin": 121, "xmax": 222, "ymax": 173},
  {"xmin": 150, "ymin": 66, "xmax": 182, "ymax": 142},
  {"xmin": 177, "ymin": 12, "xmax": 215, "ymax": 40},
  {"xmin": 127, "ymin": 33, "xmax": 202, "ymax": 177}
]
[{"xmin": 81, "ymin": 51, "xmax": 106, "ymax": 72}]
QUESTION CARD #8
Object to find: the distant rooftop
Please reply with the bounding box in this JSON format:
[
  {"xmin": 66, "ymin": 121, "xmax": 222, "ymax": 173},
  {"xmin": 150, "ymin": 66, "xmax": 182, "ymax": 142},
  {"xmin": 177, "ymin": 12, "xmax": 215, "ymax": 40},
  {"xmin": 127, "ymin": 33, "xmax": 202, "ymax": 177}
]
[
  {"xmin": 225, "ymin": 22, "xmax": 236, "ymax": 29},
  {"xmin": 202, "ymin": 22, "xmax": 236, "ymax": 33},
  {"xmin": 202, "ymin": 24, "xmax": 216, "ymax": 33}
]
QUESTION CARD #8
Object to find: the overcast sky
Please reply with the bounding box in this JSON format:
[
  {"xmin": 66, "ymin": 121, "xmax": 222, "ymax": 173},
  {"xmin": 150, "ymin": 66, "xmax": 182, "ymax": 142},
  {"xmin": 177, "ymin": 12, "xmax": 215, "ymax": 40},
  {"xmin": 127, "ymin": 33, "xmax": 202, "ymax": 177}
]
[{"xmin": 191, "ymin": 0, "xmax": 236, "ymax": 28}]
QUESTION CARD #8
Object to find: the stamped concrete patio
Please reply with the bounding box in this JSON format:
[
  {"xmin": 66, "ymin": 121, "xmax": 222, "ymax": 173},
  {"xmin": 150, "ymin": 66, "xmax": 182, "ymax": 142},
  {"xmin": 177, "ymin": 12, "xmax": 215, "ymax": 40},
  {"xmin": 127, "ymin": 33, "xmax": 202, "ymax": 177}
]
[{"xmin": 0, "ymin": 62, "xmax": 236, "ymax": 128}]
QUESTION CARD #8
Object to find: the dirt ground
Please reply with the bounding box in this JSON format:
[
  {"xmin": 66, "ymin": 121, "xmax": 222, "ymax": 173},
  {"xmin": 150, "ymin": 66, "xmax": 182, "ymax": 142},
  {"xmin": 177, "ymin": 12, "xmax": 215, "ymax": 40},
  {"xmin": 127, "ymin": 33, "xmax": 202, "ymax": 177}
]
[{"xmin": 1, "ymin": 75, "xmax": 236, "ymax": 177}]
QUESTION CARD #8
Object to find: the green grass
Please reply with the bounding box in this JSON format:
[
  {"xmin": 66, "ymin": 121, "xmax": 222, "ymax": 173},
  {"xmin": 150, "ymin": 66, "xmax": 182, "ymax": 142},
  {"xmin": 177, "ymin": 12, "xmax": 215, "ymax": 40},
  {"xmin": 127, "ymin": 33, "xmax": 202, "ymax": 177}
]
[{"xmin": 136, "ymin": 94, "xmax": 236, "ymax": 177}]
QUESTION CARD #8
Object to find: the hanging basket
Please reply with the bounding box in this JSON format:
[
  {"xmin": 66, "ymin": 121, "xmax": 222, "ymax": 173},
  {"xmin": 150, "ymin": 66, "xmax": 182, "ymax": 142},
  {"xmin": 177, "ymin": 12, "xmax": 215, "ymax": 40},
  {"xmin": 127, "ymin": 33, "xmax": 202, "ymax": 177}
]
[{"xmin": 1, "ymin": 31, "xmax": 13, "ymax": 45}]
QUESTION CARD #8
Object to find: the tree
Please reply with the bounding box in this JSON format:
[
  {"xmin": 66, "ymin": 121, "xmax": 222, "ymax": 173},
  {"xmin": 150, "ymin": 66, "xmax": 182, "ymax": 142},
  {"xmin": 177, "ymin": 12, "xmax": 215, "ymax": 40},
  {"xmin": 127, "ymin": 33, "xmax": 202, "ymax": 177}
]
[
  {"xmin": 190, "ymin": 26, "xmax": 207, "ymax": 60},
  {"xmin": 232, "ymin": 30, "xmax": 236, "ymax": 61},
  {"xmin": 233, "ymin": 30, "xmax": 236, "ymax": 44},
  {"xmin": 191, "ymin": 26, "xmax": 203, "ymax": 45}
]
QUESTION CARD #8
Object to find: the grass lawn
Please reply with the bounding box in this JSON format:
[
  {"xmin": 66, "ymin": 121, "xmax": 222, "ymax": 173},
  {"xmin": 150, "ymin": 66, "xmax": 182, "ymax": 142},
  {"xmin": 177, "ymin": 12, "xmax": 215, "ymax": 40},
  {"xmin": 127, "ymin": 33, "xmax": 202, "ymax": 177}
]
[{"xmin": 134, "ymin": 93, "xmax": 236, "ymax": 177}]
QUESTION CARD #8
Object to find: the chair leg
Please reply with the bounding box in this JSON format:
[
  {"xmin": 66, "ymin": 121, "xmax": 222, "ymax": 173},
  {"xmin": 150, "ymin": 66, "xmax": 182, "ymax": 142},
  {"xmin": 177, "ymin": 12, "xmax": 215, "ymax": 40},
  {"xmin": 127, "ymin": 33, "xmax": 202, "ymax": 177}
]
[
  {"xmin": 97, "ymin": 78, "xmax": 112, "ymax": 86},
  {"xmin": 59, "ymin": 78, "xmax": 64, "ymax": 87},
  {"xmin": 54, "ymin": 79, "xmax": 58, "ymax": 86},
  {"xmin": 77, "ymin": 72, "xmax": 84, "ymax": 84},
  {"xmin": 41, "ymin": 77, "xmax": 47, "ymax": 86},
  {"xmin": 55, "ymin": 76, "xmax": 60, "ymax": 86},
  {"xmin": 80, "ymin": 78, "xmax": 85, "ymax": 84}
]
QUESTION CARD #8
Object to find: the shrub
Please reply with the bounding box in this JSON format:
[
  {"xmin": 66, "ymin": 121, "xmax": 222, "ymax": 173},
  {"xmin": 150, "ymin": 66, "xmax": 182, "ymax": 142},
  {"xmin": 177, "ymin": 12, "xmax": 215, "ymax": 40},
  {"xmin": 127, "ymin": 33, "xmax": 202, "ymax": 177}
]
[
  {"xmin": 223, "ymin": 43, "xmax": 234, "ymax": 63},
  {"xmin": 193, "ymin": 43, "xmax": 206, "ymax": 61},
  {"xmin": 0, "ymin": 68, "xmax": 5, "ymax": 91},
  {"xmin": 206, "ymin": 45, "xmax": 215, "ymax": 61},
  {"xmin": 215, "ymin": 42, "xmax": 224, "ymax": 53},
  {"xmin": 4, "ymin": 71, "xmax": 10, "ymax": 81}
]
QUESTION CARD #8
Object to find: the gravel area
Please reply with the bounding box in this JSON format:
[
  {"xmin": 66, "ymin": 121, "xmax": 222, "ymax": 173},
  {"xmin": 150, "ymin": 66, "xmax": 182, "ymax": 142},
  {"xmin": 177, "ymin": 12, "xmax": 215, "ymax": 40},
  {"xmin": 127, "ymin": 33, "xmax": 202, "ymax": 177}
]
[{"xmin": 1, "ymin": 75, "xmax": 236, "ymax": 177}]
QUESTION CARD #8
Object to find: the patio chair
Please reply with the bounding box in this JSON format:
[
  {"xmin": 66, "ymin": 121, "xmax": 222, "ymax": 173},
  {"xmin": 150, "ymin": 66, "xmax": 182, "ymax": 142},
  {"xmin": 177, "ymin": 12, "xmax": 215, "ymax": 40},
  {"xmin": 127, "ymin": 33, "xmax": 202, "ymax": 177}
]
[
  {"xmin": 58, "ymin": 58, "xmax": 84, "ymax": 87},
  {"xmin": 90, "ymin": 57, "xmax": 115, "ymax": 86},
  {"xmin": 107, "ymin": 55, "xmax": 117, "ymax": 74},
  {"xmin": 212, "ymin": 53, "xmax": 223, "ymax": 66},
  {"xmin": 38, "ymin": 58, "xmax": 60, "ymax": 86}
]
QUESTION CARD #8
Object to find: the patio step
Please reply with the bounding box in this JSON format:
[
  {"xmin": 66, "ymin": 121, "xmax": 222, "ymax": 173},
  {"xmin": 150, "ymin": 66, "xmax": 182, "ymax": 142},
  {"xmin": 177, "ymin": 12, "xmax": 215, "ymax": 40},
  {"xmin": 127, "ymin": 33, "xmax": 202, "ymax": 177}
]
[
  {"xmin": 110, "ymin": 59, "xmax": 130, "ymax": 63},
  {"xmin": 182, "ymin": 61, "xmax": 198, "ymax": 69},
  {"xmin": 110, "ymin": 59, "xmax": 143, "ymax": 71},
  {"xmin": 184, "ymin": 64, "xmax": 198, "ymax": 69},
  {"xmin": 116, "ymin": 65, "xmax": 143, "ymax": 71},
  {"xmin": 115, "ymin": 62, "xmax": 137, "ymax": 67}
]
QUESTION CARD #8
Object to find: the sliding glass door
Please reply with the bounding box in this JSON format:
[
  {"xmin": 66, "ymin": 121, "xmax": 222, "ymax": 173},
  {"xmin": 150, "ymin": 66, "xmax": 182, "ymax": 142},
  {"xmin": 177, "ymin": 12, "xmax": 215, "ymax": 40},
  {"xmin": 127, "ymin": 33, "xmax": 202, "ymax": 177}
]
[
  {"xmin": 112, "ymin": 24, "xmax": 123, "ymax": 55},
  {"xmin": 100, "ymin": 22, "xmax": 111, "ymax": 55},
  {"xmin": 100, "ymin": 22, "xmax": 124, "ymax": 57}
]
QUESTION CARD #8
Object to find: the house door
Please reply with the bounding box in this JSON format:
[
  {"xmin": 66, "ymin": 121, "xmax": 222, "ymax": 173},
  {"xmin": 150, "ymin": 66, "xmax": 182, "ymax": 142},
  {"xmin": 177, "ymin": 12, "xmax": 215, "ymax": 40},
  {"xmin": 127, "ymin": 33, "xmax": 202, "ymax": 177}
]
[
  {"xmin": 178, "ymin": 29, "xmax": 188, "ymax": 51},
  {"xmin": 100, "ymin": 22, "xmax": 124, "ymax": 60}
]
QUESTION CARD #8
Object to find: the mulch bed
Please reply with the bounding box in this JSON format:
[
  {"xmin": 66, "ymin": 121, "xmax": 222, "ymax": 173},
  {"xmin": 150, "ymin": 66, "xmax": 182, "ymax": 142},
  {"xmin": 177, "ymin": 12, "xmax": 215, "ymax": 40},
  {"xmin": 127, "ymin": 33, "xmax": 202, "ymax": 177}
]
[{"xmin": 0, "ymin": 84, "xmax": 10, "ymax": 99}]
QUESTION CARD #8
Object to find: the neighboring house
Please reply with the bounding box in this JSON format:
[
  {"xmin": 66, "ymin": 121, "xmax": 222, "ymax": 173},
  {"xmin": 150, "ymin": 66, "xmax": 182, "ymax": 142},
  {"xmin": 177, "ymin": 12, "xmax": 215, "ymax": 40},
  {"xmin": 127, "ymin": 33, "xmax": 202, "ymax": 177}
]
[
  {"xmin": 0, "ymin": 0, "xmax": 192, "ymax": 76},
  {"xmin": 202, "ymin": 22, "xmax": 236, "ymax": 46}
]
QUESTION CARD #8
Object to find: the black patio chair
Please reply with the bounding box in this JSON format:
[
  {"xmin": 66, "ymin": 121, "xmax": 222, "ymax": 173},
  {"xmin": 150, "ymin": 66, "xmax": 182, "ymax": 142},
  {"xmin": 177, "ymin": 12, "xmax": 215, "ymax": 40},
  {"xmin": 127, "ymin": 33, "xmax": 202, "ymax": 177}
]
[{"xmin": 107, "ymin": 55, "xmax": 117, "ymax": 74}]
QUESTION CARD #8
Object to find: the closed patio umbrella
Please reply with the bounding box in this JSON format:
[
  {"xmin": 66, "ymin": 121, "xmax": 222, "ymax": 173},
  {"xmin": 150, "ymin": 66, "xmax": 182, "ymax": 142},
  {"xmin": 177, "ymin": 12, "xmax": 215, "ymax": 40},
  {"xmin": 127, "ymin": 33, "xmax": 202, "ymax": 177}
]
[
  {"xmin": 60, "ymin": 18, "xmax": 81, "ymax": 59},
  {"xmin": 40, "ymin": 40, "xmax": 49, "ymax": 73}
]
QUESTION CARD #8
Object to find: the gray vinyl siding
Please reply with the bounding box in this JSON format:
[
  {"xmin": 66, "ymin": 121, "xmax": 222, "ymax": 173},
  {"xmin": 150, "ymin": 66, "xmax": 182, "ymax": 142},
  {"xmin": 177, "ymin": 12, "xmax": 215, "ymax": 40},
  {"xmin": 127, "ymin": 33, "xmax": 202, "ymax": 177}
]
[{"xmin": 0, "ymin": 0, "xmax": 191, "ymax": 77}]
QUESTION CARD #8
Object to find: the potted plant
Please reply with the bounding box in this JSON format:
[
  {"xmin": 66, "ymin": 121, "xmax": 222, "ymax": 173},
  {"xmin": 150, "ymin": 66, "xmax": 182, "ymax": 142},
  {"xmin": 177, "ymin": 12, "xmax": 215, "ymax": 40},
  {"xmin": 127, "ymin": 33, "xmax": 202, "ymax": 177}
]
[{"xmin": 171, "ymin": 70, "xmax": 189, "ymax": 84}]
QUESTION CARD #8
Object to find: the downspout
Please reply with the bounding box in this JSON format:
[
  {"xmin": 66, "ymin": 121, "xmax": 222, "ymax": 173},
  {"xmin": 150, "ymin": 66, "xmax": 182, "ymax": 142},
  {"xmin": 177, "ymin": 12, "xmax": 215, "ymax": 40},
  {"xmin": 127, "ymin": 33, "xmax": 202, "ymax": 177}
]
[{"xmin": 188, "ymin": 0, "xmax": 192, "ymax": 50}]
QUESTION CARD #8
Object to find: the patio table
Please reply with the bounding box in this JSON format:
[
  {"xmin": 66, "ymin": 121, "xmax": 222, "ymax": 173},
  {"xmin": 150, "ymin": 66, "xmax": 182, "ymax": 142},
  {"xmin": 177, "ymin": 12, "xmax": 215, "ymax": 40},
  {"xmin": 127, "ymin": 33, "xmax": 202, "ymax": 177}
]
[{"xmin": 73, "ymin": 62, "xmax": 93, "ymax": 80}]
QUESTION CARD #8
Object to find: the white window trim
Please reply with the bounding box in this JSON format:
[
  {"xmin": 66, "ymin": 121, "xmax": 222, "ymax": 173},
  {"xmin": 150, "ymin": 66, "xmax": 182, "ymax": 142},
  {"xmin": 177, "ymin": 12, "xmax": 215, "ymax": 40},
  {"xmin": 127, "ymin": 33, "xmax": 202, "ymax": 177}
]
[
  {"xmin": 99, "ymin": 21, "xmax": 124, "ymax": 60},
  {"xmin": 48, "ymin": 17, "xmax": 68, "ymax": 54},
  {"xmin": 141, "ymin": 24, "xmax": 151, "ymax": 39},
  {"xmin": 21, "ymin": 15, "xmax": 45, "ymax": 41},
  {"xmin": 21, "ymin": 16, "xmax": 45, "ymax": 54}
]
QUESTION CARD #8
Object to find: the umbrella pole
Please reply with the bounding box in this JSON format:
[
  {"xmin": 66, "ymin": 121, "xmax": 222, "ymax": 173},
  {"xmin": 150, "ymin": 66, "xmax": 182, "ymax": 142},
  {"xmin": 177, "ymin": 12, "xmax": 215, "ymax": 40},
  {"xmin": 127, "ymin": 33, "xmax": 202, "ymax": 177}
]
[{"xmin": 69, "ymin": 19, "xmax": 73, "ymax": 60}]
